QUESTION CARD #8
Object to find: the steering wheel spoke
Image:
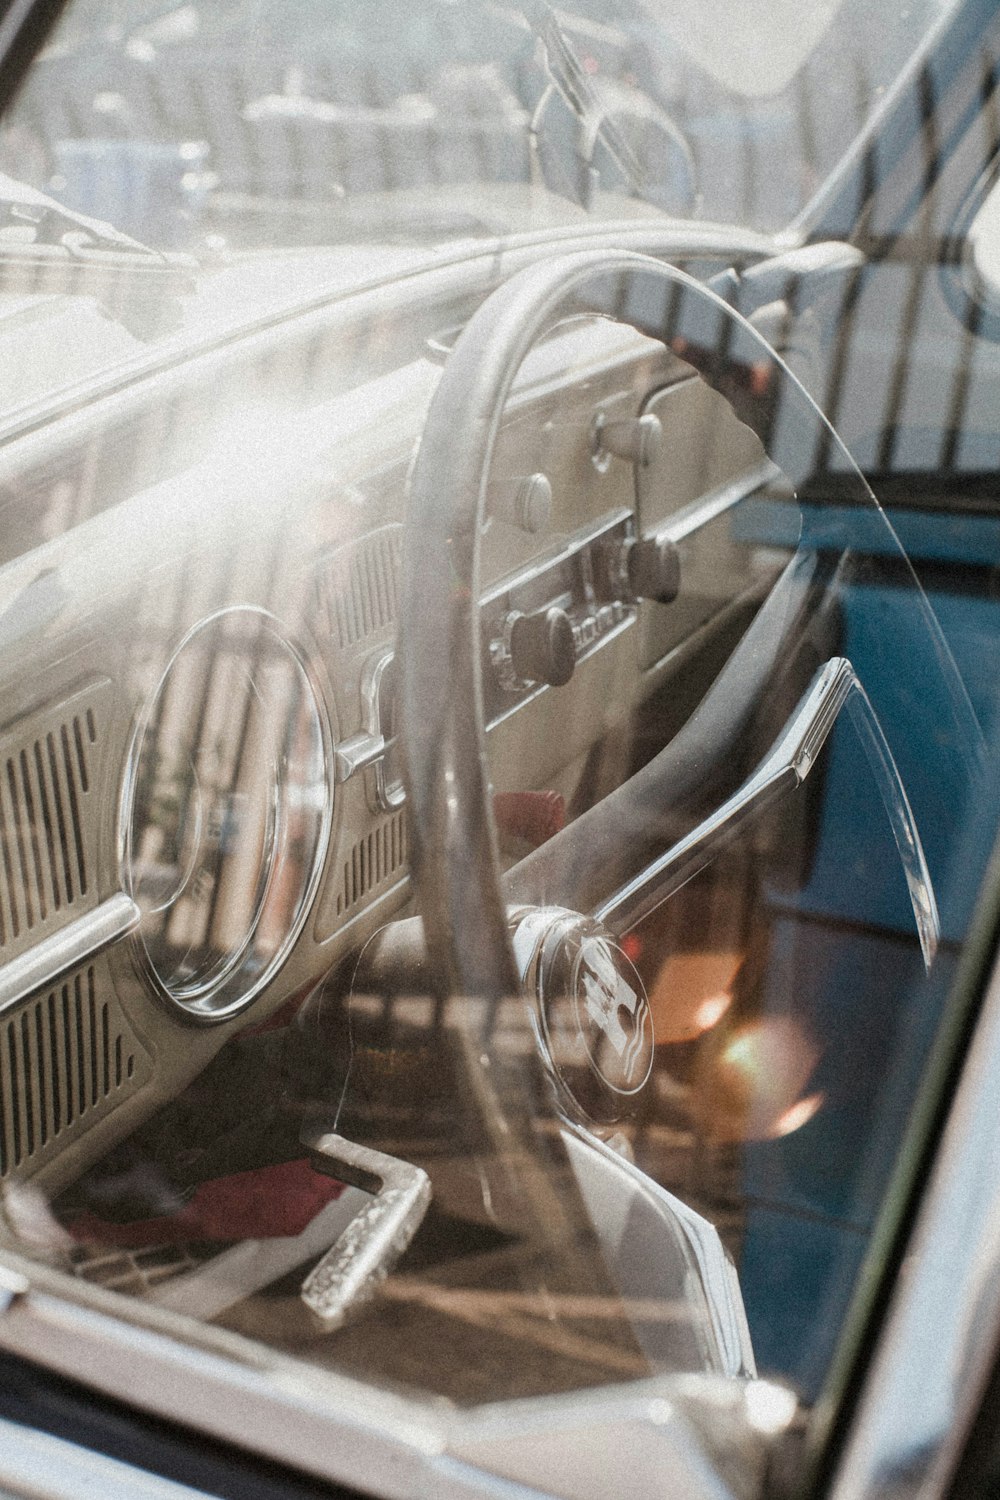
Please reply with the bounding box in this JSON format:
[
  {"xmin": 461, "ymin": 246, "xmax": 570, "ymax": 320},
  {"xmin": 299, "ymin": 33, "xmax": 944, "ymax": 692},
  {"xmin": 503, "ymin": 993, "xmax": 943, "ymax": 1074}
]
[{"xmin": 591, "ymin": 654, "xmax": 938, "ymax": 965}]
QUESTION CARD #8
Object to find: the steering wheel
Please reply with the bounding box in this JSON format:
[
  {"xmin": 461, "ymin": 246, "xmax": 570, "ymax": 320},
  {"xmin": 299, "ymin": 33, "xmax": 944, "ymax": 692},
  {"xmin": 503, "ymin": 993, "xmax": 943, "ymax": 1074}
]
[
  {"xmin": 304, "ymin": 249, "xmax": 972, "ymax": 1349},
  {"xmin": 398, "ymin": 250, "xmax": 946, "ymax": 1069}
]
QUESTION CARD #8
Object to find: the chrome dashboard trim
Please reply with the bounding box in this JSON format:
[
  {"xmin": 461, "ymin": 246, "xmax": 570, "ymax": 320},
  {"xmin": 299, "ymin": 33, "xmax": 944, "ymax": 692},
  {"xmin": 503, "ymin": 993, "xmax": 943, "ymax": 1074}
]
[
  {"xmin": 364, "ymin": 651, "xmax": 406, "ymax": 813},
  {"xmin": 478, "ymin": 507, "xmax": 635, "ymax": 615},
  {"xmin": 479, "ymin": 507, "xmax": 639, "ymax": 729},
  {"xmin": 334, "ymin": 651, "xmax": 405, "ymax": 812},
  {"xmin": 0, "ymin": 1242, "xmax": 772, "ymax": 1500},
  {"xmin": 656, "ymin": 458, "xmax": 784, "ymax": 544},
  {"xmin": 0, "ymin": 892, "xmax": 140, "ymax": 1019},
  {"xmin": 0, "ymin": 222, "xmax": 782, "ymax": 456}
]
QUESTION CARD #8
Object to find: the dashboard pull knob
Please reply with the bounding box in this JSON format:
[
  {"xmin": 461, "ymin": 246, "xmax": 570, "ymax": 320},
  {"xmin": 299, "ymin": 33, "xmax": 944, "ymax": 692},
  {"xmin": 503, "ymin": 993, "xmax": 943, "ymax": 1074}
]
[
  {"xmin": 595, "ymin": 412, "xmax": 663, "ymax": 468},
  {"xmin": 627, "ymin": 535, "xmax": 681, "ymax": 604},
  {"xmin": 509, "ymin": 607, "xmax": 576, "ymax": 687},
  {"xmin": 489, "ymin": 471, "xmax": 552, "ymax": 533}
]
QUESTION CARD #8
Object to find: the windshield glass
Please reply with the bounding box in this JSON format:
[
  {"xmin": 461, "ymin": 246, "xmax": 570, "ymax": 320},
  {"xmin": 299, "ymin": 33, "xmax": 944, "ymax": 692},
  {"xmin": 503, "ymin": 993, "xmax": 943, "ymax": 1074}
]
[
  {"xmin": 0, "ymin": 2, "xmax": 997, "ymax": 1496},
  {"xmin": 0, "ymin": 0, "xmax": 954, "ymax": 422},
  {"xmin": 2, "ymin": 7, "xmax": 951, "ymax": 264}
]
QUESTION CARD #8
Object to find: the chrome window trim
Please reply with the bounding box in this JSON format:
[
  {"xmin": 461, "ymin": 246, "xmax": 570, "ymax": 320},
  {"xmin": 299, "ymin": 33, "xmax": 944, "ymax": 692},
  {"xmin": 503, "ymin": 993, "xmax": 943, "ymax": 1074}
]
[
  {"xmin": 828, "ymin": 941, "xmax": 1000, "ymax": 1499},
  {"xmin": 0, "ymin": 1413, "xmax": 215, "ymax": 1500}
]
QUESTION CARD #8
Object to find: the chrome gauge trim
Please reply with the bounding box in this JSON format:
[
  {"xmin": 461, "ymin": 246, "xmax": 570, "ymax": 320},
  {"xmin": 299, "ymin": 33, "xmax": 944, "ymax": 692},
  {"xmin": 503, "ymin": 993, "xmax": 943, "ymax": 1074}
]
[{"xmin": 120, "ymin": 607, "xmax": 333, "ymax": 1024}]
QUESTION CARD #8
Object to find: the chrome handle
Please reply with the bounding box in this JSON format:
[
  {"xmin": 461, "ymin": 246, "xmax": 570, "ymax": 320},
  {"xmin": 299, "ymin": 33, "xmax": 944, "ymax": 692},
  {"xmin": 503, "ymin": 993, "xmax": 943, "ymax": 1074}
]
[
  {"xmin": 299, "ymin": 1127, "xmax": 430, "ymax": 1329},
  {"xmin": 0, "ymin": 893, "xmax": 140, "ymax": 1019}
]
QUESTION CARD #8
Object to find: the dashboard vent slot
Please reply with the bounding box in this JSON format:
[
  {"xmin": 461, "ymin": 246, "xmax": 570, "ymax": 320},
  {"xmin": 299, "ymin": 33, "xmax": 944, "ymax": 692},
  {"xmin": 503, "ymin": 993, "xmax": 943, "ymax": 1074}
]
[
  {"xmin": 322, "ymin": 525, "xmax": 402, "ymax": 651},
  {"xmin": 336, "ymin": 810, "xmax": 407, "ymax": 916},
  {"xmin": 70, "ymin": 1241, "xmax": 203, "ymax": 1296},
  {"xmin": 0, "ymin": 686, "xmax": 105, "ymax": 962},
  {"xmin": 0, "ymin": 959, "xmax": 148, "ymax": 1180}
]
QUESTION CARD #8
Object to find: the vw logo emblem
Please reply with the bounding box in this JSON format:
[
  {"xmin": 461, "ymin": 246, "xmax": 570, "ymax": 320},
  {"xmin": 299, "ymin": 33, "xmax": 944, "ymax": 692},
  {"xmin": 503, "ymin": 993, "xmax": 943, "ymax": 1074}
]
[
  {"xmin": 511, "ymin": 907, "xmax": 656, "ymax": 1122},
  {"xmin": 571, "ymin": 935, "xmax": 654, "ymax": 1096}
]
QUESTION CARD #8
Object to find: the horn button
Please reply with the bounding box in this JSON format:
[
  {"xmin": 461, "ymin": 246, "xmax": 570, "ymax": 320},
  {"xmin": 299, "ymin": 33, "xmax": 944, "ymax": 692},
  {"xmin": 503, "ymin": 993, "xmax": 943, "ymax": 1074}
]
[{"xmin": 511, "ymin": 907, "xmax": 654, "ymax": 1124}]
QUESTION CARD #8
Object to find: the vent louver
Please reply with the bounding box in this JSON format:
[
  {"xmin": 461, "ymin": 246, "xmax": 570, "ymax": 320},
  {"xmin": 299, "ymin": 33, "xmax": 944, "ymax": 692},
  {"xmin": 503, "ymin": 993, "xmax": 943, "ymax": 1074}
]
[
  {"xmin": 0, "ymin": 685, "xmax": 105, "ymax": 963},
  {"xmin": 319, "ymin": 525, "xmax": 402, "ymax": 651},
  {"xmin": 0, "ymin": 960, "xmax": 148, "ymax": 1179},
  {"xmin": 336, "ymin": 810, "xmax": 407, "ymax": 916}
]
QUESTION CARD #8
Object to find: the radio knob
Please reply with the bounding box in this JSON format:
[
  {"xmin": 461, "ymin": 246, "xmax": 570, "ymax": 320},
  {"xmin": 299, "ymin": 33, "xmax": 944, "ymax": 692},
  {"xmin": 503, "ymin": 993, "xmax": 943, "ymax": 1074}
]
[
  {"xmin": 489, "ymin": 471, "xmax": 553, "ymax": 534},
  {"xmin": 595, "ymin": 534, "xmax": 680, "ymax": 605},
  {"xmin": 627, "ymin": 536, "xmax": 681, "ymax": 604},
  {"xmin": 509, "ymin": 607, "xmax": 576, "ymax": 687}
]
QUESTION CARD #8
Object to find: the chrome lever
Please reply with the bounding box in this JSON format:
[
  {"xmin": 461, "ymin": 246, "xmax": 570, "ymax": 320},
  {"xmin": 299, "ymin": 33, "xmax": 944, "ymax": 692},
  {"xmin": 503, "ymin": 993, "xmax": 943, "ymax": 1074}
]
[
  {"xmin": 334, "ymin": 731, "xmax": 401, "ymax": 784},
  {"xmin": 595, "ymin": 657, "xmax": 940, "ymax": 967},
  {"xmin": 299, "ymin": 1126, "xmax": 430, "ymax": 1329}
]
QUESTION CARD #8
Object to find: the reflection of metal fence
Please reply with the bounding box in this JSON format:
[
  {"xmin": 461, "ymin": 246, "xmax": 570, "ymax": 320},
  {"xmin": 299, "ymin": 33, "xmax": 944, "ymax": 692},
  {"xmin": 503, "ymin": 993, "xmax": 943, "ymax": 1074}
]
[
  {"xmin": 6, "ymin": 7, "xmax": 540, "ymax": 243},
  {"xmin": 807, "ymin": 34, "xmax": 1000, "ymax": 481},
  {"xmin": 5, "ymin": 6, "xmax": 1000, "ymax": 493},
  {"xmin": 2, "ymin": 2, "xmax": 939, "ymax": 235}
]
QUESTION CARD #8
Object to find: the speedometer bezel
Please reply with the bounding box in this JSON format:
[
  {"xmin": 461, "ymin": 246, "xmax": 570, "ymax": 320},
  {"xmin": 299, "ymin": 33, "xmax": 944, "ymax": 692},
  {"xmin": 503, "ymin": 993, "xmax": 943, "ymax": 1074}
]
[{"xmin": 118, "ymin": 605, "xmax": 334, "ymax": 1024}]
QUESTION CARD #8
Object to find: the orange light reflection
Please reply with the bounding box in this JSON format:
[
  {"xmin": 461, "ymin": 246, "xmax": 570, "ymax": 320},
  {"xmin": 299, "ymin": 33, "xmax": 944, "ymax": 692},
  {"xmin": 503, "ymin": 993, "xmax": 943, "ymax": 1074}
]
[
  {"xmin": 693, "ymin": 993, "xmax": 732, "ymax": 1033},
  {"xmin": 647, "ymin": 950, "xmax": 742, "ymax": 1042},
  {"xmin": 695, "ymin": 1015, "xmax": 822, "ymax": 1143},
  {"xmin": 770, "ymin": 1091, "xmax": 825, "ymax": 1138}
]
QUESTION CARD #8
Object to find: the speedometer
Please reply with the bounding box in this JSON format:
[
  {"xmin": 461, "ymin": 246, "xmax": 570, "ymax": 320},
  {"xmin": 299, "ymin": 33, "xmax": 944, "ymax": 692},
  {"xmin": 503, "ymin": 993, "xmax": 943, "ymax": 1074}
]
[{"xmin": 122, "ymin": 608, "xmax": 330, "ymax": 1021}]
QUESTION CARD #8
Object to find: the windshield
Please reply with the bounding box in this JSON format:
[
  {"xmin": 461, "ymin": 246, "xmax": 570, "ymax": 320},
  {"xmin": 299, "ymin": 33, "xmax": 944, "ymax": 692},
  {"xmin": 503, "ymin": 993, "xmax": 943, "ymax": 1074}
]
[
  {"xmin": 0, "ymin": 0, "xmax": 954, "ymax": 421},
  {"xmin": 0, "ymin": 3, "xmax": 998, "ymax": 1497},
  {"xmin": 3, "ymin": 1, "xmax": 949, "ymax": 245}
]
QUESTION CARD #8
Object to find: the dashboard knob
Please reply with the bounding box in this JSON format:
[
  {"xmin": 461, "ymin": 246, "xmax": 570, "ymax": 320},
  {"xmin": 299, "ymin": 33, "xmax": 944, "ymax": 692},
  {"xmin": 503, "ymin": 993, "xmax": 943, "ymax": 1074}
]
[
  {"xmin": 627, "ymin": 536, "xmax": 681, "ymax": 604},
  {"xmin": 489, "ymin": 472, "xmax": 553, "ymax": 534},
  {"xmin": 594, "ymin": 412, "xmax": 663, "ymax": 468},
  {"xmin": 509, "ymin": 607, "xmax": 576, "ymax": 687}
]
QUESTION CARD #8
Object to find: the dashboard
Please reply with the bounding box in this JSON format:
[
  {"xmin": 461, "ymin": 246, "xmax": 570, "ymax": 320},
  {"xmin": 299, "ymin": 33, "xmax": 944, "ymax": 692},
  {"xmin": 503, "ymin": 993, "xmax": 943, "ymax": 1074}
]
[{"xmin": 0, "ymin": 253, "xmax": 780, "ymax": 1206}]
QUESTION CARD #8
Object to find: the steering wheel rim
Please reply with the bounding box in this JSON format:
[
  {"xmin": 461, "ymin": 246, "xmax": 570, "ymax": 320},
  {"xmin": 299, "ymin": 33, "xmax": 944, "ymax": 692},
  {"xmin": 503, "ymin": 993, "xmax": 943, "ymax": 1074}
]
[{"xmin": 397, "ymin": 249, "xmax": 957, "ymax": 1003}]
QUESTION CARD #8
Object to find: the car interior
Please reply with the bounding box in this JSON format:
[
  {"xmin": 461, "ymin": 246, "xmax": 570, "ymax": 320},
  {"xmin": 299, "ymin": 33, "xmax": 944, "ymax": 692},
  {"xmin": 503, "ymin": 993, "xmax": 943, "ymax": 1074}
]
[{"xmin": 0, "ymin": 4, "xmax": 997, "ymax": 1497}]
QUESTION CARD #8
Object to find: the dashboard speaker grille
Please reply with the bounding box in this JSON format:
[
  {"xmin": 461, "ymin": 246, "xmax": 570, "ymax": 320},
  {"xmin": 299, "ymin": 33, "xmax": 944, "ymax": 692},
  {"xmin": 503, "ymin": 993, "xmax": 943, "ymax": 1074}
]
[
  {"xmin": 0, "ymin": 958, "xmax": 149, "ymax": 1180},
  {"xmin": 336, "ymin": 810, "xmax": 407, "ymax": 916},
  {"xmin": 320, "ymin": 525, "xmax": 402, "ymax": 651},
  {"xmin": 0, "ymin": 684, "xmax": 106, "ymax": 962}
]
